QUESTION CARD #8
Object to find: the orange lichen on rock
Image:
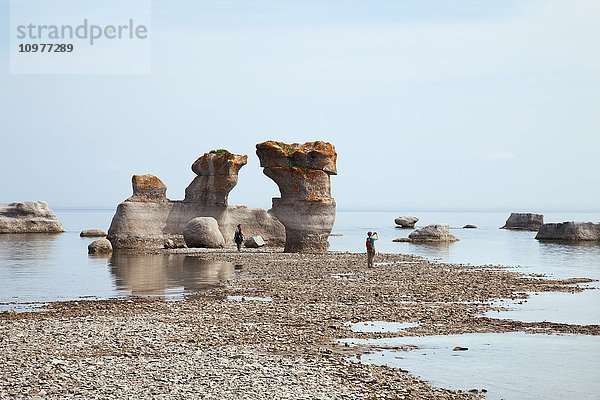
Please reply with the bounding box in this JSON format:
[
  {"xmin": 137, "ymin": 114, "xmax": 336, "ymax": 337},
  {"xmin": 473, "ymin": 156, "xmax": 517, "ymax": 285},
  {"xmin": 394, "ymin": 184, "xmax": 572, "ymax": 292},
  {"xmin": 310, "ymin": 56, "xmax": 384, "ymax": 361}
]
[
  {"xmin": 256, "ymin": 140, "xmax": 337, "ymax": 175},
  {"xmin": 263, "ymin": 166, "xmax": 331, "ymax": 201},
  {"xmin": 127, "ymin": 174, "xmax": 168, "ymax": 202},
  {"xmin": 191, "ymin": 152, "xmax": 248, "ymax": 176},
  {"xmin": 305, "ymin": 196, "xmax": 327, "ymax": 202}
]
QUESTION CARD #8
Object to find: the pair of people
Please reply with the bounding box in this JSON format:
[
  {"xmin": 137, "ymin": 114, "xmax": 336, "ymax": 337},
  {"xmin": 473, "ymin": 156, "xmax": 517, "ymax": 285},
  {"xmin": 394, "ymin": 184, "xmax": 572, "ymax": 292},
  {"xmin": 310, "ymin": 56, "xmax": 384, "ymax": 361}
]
[{"xmin": 366, "ymin": 231, "xmax": 379, "ymax": 267}]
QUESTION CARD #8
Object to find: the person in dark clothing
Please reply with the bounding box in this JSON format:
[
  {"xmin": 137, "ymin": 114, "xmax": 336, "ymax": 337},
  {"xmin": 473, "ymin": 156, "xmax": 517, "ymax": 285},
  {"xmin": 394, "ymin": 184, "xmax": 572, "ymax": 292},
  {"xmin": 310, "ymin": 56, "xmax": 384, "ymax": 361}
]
[{"xmin": 234, "ymin": 224, "xmax": 244, "ymax": 251}]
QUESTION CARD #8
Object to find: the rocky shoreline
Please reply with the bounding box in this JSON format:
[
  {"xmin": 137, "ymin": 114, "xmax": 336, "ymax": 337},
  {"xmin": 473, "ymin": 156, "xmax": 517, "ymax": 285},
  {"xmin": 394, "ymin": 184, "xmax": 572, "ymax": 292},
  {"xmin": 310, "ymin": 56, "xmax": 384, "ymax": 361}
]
[{"xmin": 1, "ymin": 251, "xmax": 597, "ymax": 399}]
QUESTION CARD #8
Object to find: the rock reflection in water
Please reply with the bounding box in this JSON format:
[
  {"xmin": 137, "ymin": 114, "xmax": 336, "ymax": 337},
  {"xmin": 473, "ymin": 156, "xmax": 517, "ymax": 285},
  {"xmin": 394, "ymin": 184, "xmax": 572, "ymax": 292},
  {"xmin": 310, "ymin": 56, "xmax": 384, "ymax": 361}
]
[
  {"xmin": 0, "ymin": 233, "xmax": 61, "ymax": 268},
  {"xmin": 109, "ymin": 253, "xmax": 234, "ymax": 297}
]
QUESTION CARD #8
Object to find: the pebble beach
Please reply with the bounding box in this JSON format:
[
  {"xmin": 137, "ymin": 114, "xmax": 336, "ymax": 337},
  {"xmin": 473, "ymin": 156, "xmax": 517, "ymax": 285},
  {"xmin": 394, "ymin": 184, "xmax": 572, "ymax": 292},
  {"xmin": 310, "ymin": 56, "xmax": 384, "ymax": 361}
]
[{"xmin": 1, "ymin": 250, "xmax": 597, "ymax": 399}]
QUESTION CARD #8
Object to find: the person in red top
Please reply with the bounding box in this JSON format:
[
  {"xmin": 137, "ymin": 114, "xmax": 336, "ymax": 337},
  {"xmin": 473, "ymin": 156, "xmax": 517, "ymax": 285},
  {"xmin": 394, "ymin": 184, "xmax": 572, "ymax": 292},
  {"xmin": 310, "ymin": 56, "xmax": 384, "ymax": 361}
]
[{"xmin": 366, "ymin": 231, "xmax": 378, "ymax": 267}]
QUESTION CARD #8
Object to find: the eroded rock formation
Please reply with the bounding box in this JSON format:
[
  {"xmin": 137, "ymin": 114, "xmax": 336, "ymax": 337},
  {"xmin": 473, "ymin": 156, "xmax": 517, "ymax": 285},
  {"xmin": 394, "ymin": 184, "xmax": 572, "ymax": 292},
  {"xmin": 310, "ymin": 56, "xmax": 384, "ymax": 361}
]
[
  {"xmin": 184, "ymin": 152, "xmax": 247, "ymax": 206},
  {"xmin": 107, "ymin": 152, "xmax": 284, "ymax": 249},
  {"xmin": 0, "ymin": 201, "xmax": 64, "ymax": 233},
  {"xmin": 535, "ymin": 222, "xmax": 600, "ymax": 241},
  {"xmin": 256, "ymin": 141, "xmax": 337, "ymax": 253},
  {"xmin": 501, "ymin": 213, "xmax": 544, "ymax": 231}
]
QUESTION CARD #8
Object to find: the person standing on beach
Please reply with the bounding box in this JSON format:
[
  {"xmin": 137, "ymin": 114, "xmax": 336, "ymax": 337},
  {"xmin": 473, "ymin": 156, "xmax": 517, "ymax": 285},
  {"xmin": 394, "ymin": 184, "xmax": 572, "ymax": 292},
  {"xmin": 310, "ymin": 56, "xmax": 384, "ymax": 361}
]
[
  {"xmin": 366, "ymin": 231, "xmax": 378, "ymax": 267},
  {"xmin": 234, "ymin": 224, "xmax": 244, "ymax": 252}
]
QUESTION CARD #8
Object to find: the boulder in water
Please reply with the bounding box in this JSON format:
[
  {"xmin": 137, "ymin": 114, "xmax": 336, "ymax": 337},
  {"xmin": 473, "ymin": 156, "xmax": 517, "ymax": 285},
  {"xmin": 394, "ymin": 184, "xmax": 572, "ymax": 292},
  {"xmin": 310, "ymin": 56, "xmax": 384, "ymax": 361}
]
[
  {"xmin": 501, "ymin": 213, "xmax": 544, "ymax": 231},
  {"xmin": 393, "ymin": 224, "xmax": 459, "ymax": 242},
  {"xmin": 394, "ymin": 216, "xmax": 418, "ymax": 228},
  {"xmin": 88, "ymin": 239, "xmax": 113, "ymax": 254},
  {"xmin": 535, "ymin": 222, "xmax": 600, "ymax": 241}
]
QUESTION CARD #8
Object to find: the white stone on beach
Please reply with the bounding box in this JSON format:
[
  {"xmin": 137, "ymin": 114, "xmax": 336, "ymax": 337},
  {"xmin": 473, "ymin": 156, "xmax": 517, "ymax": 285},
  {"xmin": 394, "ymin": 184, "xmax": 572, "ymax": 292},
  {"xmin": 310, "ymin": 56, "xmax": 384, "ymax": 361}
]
[{"xmin": 183, "ymin": 217, "xmax": 225, "ymax": 248}]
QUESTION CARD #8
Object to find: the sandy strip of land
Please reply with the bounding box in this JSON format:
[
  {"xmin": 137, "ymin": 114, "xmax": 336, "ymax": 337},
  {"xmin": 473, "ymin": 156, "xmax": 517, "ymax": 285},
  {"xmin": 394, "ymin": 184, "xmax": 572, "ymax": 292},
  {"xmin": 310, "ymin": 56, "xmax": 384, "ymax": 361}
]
[{"xmin": 1, "ymin": 251, "xmax": 597, "ymax": 399}]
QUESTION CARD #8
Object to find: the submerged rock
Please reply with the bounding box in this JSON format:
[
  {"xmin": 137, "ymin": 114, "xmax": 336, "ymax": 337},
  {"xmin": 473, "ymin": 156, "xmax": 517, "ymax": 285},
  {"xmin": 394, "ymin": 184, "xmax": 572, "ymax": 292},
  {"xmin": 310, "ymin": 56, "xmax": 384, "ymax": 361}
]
[
  {"xmin": 535, "ymin": 222, "xmax": 600, "ymax": 241},
  {"xmin": 88, "ymin": 239, "xmax": 113, "ymax": 254},
  {"xmin": 244, "ymin": 235, "xmax": 265, "ymax": 248},
  {"xmin": 183, "ymin": 217, "xmax": 225, "ymax": 248},
  {"xmin": 394, "ymin": 216, "xmax": 418, "ymax": 228},
  {"xmin": 80, "ymin": 229, "xmax": 107, "ymax": 237},
  {"xmin": 394, "ymin": 224, "xmax": 459, "ymax": 242},
  {"xmin": 256, "ymin": 141, "xmax": 337, "ymax": 253},
  {"xmin": 0, "ymin": 201, "xmax": 64, "ymax": 233},
  {"xmin": 501, "ymin": 213, "xmax": 544, "ymax": 231}
]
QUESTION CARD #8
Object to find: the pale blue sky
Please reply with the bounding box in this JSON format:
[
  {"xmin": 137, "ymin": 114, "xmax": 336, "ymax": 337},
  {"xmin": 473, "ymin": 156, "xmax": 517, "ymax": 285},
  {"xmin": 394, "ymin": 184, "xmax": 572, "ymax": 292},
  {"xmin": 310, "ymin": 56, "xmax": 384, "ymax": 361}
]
[{"xmin": 1, "ymin": 0, "xmax": 599, "ymax": 211}]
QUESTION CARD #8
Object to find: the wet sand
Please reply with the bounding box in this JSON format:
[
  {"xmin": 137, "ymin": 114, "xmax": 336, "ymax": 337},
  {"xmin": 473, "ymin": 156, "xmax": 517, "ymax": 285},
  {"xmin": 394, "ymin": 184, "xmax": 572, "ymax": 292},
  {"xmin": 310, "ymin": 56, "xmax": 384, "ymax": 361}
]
[{"xmin": 1, "ymin": 250, "xmax": 597, "ymax": 399}]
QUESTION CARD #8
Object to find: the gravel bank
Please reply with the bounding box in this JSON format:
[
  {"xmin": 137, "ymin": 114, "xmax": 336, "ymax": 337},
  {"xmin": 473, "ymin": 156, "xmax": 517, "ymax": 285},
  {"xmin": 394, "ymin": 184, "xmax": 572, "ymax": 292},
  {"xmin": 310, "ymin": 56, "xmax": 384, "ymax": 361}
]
[{"xmin": 1, "ymin": 251, "xmax": 597, "ymax": 399}]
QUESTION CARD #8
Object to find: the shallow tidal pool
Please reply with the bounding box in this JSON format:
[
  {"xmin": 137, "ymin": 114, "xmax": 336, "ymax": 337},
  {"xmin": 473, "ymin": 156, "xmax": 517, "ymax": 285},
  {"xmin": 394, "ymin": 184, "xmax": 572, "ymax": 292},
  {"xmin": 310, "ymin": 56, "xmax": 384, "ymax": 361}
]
[{"xmin": 340, "ymin": 332, "xmax": 600, "ymax": 400}]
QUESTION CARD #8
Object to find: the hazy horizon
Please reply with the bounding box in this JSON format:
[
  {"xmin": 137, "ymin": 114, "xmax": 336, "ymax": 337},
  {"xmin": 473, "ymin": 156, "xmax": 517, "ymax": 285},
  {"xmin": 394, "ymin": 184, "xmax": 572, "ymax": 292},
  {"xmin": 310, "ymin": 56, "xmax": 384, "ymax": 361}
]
[{"xmin": 2, "ymin": 0, "xmax": 599, "ymax": 212}]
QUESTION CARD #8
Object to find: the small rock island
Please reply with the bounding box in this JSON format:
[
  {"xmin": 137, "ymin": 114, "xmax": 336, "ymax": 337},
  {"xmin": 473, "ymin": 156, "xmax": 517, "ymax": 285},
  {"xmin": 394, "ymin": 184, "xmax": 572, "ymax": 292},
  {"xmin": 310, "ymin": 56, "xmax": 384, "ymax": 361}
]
[
  {"xmin": 501, "ymin": 212, "xmax": 544, "ymax": 231},
  {"xmin": 107, "ymin": 150, "xmax": 285, "ymax": 249},
  {"xmin": 535, "ymin": 222, "xmax": 600, "ymax": 241},
  {"xmin": 107, "ymin": 142, "xmax": 338, "ymax": 253},
  {"xmin": 0, "ymin": 201, "xmax": 64, "ymax": 233}
]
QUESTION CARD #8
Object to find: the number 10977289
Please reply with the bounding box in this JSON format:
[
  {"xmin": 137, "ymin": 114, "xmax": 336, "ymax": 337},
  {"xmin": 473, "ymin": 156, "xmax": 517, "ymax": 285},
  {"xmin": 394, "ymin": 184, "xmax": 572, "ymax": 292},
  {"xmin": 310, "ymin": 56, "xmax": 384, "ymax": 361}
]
[{"xmin": 18, "ymin": 43, "xmax": 74, "ymax": 53}]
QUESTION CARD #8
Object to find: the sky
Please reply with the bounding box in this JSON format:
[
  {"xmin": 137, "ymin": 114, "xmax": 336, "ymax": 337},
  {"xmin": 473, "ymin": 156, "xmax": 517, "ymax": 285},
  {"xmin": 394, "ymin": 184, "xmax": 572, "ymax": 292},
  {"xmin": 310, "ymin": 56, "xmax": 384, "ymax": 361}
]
[{"xmin": 1, "ymin": 0, "xmax": 599, "ymax": 211}]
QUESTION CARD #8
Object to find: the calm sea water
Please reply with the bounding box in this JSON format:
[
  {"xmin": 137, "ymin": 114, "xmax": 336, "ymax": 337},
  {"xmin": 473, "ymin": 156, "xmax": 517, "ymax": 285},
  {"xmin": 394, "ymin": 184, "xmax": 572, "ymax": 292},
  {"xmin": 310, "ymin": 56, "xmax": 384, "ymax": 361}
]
[
  {"xmin": 330, "ymin": 210, "xmax": 600, "ymax": 325},
  {"xmin": 1, "ymin": 209, "xmax": 598, "ymax": 314},
  {"xmin": 330, "ymin": 210, "xmax": 599, "ymax": 400},
  {"xmin": 341, "ymin": 332, "xmax": 600, "ymax": 400},
  {"xmin": 1, "ymin": 209, "xmax": 598, "ymax": 399}
]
